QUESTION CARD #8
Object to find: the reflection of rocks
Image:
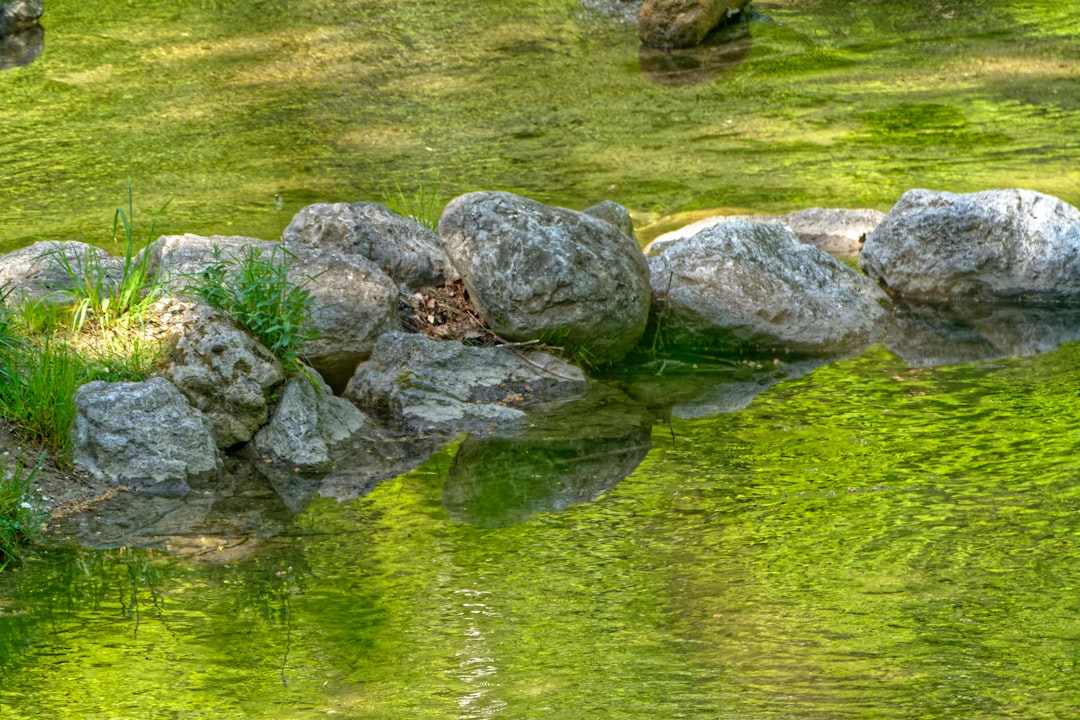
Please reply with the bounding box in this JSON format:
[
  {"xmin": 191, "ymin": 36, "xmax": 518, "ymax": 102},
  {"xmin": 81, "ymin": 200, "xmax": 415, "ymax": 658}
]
[
  {"xmin": 885, "ymin": 299, "xmax": 1080, "ymax": 367},
  {"xmin": 443, "ymin": 387, "xmax": 652, "ymax": 527},
  {"xmin": 316, "ymin": 434, "xmax": 453, "ymax": 504},
  {"xmin": 640, "ymin": 22, "xmax": 751, "ymax": 86},
  {"xmin": 0, "ymin": 23, "xmax": 42, "ymax": 69}
]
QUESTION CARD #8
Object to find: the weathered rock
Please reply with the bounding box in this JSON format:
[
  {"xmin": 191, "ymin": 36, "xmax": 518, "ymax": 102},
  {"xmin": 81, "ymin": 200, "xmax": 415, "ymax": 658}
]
[
  {"xmin": 143, "ymin": 234, "xmax": 278, "ymax": 294},
  {"xmin": 583, "ymin": 200, "xmax": 638, "ymax": 241},
  {"xmin": 72, "ymin": 377, "xmax": 222, "ymax": 498},
  {"xmin": 439, "ymin": 191, "xmax": 652, "ymax": 365},
  {"xmin": 860, "ymin": 189, "xmax": 1080, "ymax": 301},
  {"xmin": 638, "ymin": 0, "xmax": 747, "ymax": 49},
  {"xmin": 645, "ymin": 207, "xmax": 885, "ymax": 257},
  {"xmin": 282, "ymin": 202, "xmax": 454, "ymax": 290},
  {"xmin": 0, "ymin": 23, "xmax": 42, "ymax": 69},
  {"xmin": 648, "ymin": 220, "xmax": 891, "ymax": 356},
  {"xmin": 0, "ymin": 0, "xmax": 43, "ymax": 35},
  {"xmin": 250, "ymin": 366, "xmax": 376, "ymax": 473},
  {"xmin": 0, "ymin": 241, "xmax": 123, "ymax": 307},
  {"xmin": 343, "ymin": 332, "xmax": 588, "ymax": 436},
  {"xmin": 155, "ymin": 300, "xmax": 285, "ymax": 449}
]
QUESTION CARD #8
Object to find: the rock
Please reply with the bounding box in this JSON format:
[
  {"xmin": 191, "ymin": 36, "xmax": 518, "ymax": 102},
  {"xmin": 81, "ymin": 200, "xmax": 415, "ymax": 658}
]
[
  {"xmin": 249, "ymin": 366, "xmax": 376, "ymax": 473},
  {"xmin": 860, "ymin": 188, "xmax": 1080, "ymax": 301},
  {"xmin": 0, "ymin": 23, "xmax": 42, "ymax": 69},
  {"xmin": 639, "ymin": 21, "xmax": 751, "ymax": 86},
  {"xmin": 71, "ymin": 377, "xmax": 222, "ymax": 498},
  {"xmin": 0, "ymin": 241, "xmax": 123, "ymax": 307},
  {"xmin": 645, "ymin": 207, "xmax": 885, "ymax": 257},
  {"xmin": 0, "ymin": 0, "xmax": 43, "ymax": 35},
  {"xmin": 282, "ymin": 202, "xmax": 455, "ymax": 290},
  {"xmin": 583, "ymin": 200, "xmax": 638, "ymax": 241},
  {"xmin": 343, "ymin": 332, "xmax": 588, "ymax": 436},
  {"xmin": 648, "ymin": 220, "xmax": 891, "ymax": 357},
  {"xmin": 144, "ymin": 234, "xmax": 400, "ymax": 391},
  {"xmin": 439, "ymin": 191, "xmax": 652, "ymax": 365},
  {"xmin": 638, "ymin": 0, "xmax": 747, "ymax": 49},
  {"xmin": 155, "ymin": 300, "xmax": 285, "ymax": 449}
]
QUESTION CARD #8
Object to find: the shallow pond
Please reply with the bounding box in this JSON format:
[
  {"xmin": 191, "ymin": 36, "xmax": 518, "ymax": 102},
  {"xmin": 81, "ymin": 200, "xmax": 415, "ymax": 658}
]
[{"xmin": 3, "ymin": 0, "xmax": 1080, "ymax": 717}]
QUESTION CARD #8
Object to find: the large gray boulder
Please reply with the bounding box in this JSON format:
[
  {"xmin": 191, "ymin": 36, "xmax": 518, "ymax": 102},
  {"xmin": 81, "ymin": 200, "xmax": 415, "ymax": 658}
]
[
  {"xmin": 0, "ymin": 241, "xmax": 123, "ymax": 307},
  {"xmin": 439, "ymin": 191, "xmax": 652, "ymax": 365},
  {"xmin": 143, "ymin": 234, "xmax": 278, "ymax": 294},
  {"xmin": 72, "ymin": 377, "xmax": 222, "ymax": 497},
  {"xmin": 282, "ymin": 202, "xmax": 454, "ymax": 290},
  {"xmin": 0, "ymin": 0, "xmax": 43, "ymax": 35},
  {"xmin": 249, "ymin": 367, "xmax": 376, "ymax": 473},
  {"xmin": 638, "ymin": 0, "xmax": 746, "ymax": 48},
  {"xmin": 343, "ymin": 332, "xmax": 588, "ymax": 436},
  {"xmin": 648, "ymin": 220, "xmax": 891, "ymax": 356},
  {"xmin": 155, "ymin": 300, "xmax": 285, "ymax": 449},
  {"xmin": 860, "ymin": 189, "xmax": 1080, "ymax": 301}
]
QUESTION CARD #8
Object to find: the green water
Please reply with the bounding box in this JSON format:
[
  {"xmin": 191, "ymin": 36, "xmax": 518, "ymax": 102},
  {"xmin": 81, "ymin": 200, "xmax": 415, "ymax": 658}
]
[
  {"xmin": 3, "ymin": 343, "xmax": 1080, "ymax": 717},
  {"xmin": 1, "ymin": 0, "xmax": 1080, "ymax": 251}
]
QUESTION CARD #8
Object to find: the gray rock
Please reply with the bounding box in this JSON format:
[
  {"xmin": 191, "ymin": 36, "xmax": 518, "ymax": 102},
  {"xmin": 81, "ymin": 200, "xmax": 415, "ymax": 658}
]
[
  {"xmin": 343, "ymin": 332, "xmax": 588, "ymax": 436},
  {"xmin": 648, "ymin": 220, "xmax": 891, "ymax": 356},
  {"xmin": 860, "ymin": 188, "xmax": 1080, "ymax": 301},
  {"xmin": 583, "ymin": 200, "xmax": 638, "ymax": 241},
  {"xmin": 0, "ymin": 241, "xmax": 123, "ymax": 307},
  {"xmin": 638, "ymin": 0, "xmax": 747, "ymax": 48},
  {"xmin": 155, "ymin": 300, "xmax": 285, "ymax": 449},
  {"xmin": 143, "ymin": 234, "xmax": 278, "ymax": 294},
  {"xmin": 250, "ymin": 367, "xmax": 376, "ymax": 473},
  {"xmin": 0, "ymin": 0, "xmax": 43, "ymax": 35},
  {"xmin": 282, "ymin": 202, "xmax": 454, "ymax": 290},
  {"xmin": 0, "ymin": 23, "xmax": 42, "ymax": 69},
  {"xmin": 439, "ymin": 191, "xmax": 652, "ymax": 365},
  {"xmin": 72, "ymin": 377, "xmax": 222, "ymax": 497}
]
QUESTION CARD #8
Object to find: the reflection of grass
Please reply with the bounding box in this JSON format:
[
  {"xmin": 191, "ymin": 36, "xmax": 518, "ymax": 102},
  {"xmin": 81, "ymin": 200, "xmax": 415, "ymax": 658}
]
[{"xmin": 0, "ymin": 453, "xmax": 45, "ymax": 571}]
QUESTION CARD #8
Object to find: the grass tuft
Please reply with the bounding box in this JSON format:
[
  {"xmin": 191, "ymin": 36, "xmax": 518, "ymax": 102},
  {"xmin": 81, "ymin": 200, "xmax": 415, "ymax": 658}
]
[
  {"xmin": 0, "ymin": 453, "xmax": 46, "ymax": 571},
  {"xmin": 384, "ymin": 174, "xmax": 442, "ymax": 232}
]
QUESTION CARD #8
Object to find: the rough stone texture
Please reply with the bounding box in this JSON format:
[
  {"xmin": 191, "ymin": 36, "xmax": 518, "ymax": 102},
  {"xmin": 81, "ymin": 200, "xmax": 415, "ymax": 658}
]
[
  {"xmin": 648, "ymin": 220, "xmax": 891, "ymax": 356},
  {"xmin": 0, "ymin": 23, "xmax": 42, "ymax": 69},
  {"xmin": 0, "ymin": 241, "xmax": 123, "ymax": 306},
  {"xmin": 439, "ymin": 191, "xmax": 652, "ymax": 365},
  {"xmin": 282, "ymin": 202, "xmax": 454, "ymax": 290},
  {"xmin": 155, "ymin": 300, "xmax": 285, "ymax": 449},
  {"xmin": 71, "ymin": 377, "xmax": 222, "ymax": 498},
  {"xmin": 638, "ymin": 0, "xmax": 747, "ymax": 48},
  {"xmin": 250, "ymin": 367, "xmax": 376, "ymax": 473},
  {"xmin": 287, "ymin": 245, "xmax": 400, "ymax": 393},
  {"xmin": 144, "ymin": 234, "xmax": 400, "ymax": 392},
  {"xmin": 0, "ymin": 0, "xmax": 43, "ymax": 35},
  {"xmin": 584, "ymin": 200, "xmax": 638, "ymax": 241},
  {"xmin": 860, "ymin": 188, "xmax": 1080, "ymax": 301},
  {"xmin": 645, "ymin": 207, "xmax": 885, "ymax": 257},
  {"xmin": 343, "ymin": 332, "xmax": 588, "ymax": 436}
]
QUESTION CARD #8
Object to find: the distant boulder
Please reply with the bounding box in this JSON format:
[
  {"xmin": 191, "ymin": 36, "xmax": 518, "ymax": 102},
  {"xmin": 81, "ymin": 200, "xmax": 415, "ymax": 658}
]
[
  {"xmin": 860, "ymin": 188, "xmax": 1080, "ymax": 301},
  {"xmin": 648, "ymin": 220, "xmax": 891, "ymax": 356},
  {"xmin": 638, "ymin": 0, "xmax": 747, "ymax": 49},
  {"xmin": 439, "ymin": 191, "xmax": 652, "ymax": 366}
]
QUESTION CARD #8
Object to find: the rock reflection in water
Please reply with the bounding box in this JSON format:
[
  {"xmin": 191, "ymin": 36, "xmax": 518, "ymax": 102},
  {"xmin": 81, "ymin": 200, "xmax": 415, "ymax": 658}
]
[
  {"xmin": 884, "ymin": 300, "xmax": 1080, "ymax": 367},
  {"xmin": 443, "ymin": 388, "xmax": 653, "ymax": 527},
  {"xmin": 639, "ymin": 23, "xmax": 751, "ymax": 86},
  {"xmin": 0, "ymin": 24, "xmax": 43, "ymax": 69}
]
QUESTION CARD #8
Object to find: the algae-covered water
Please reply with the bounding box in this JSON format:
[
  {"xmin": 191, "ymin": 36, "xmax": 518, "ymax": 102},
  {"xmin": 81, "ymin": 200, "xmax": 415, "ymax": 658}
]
[
  {"xmin": 4, "ymin": 1, "xmax": 1080, "ymax": 717},
  {"xmin": 1, "ymin": 0, "xmax": 1079, "ymax": 251}
]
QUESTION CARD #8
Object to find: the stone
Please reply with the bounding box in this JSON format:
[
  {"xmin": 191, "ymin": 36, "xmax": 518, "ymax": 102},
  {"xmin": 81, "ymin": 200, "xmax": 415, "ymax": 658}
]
[
  {"xmin": 648, "ymin": 220, "xmax": 891, "ymax": 357},
  {"xmin": 343, "ymin": 332, "xmax": 588, "ymax": 436},
  {"xmin": 860, "ymin": 188, "xmax": 1080, "ymax": 301},
  {"xmin": 439, "ymin": 191, "xmax": 652, "ymax": 365},
  {"xmin": 282, "ymin": 202, "xmax": 455, "ymax": 290},
  {"xmin": 0, "ymin": 0, "xmax": 43, "ymax": 35},
  {"xmin": 583, "ymin": 200, "xmax": 638, "ymax": 241},
  {"xmin": 143, "ymin": 234, "xmax": 278, "ymax": 294},
  {"xmin": 155, "ymin": 300, "xmax": 285, "ymax": 449},
  {"xmin": 0, "ymin": 23, "xmax": 42, "ymax": 69},
  {"xmin": 71, "ymin": 377, "xmax": 222, "ymax": 497},
  {"xmin": 638, "ymin": 0, "xmax": 747, "ymax": 49},
  {"xmin": 249, "ymin": 366, "xmax": 376, "ymax": 473},
  {"xmin": 0, "ymin": 241, "xmax": 123, "ymax": 307}
]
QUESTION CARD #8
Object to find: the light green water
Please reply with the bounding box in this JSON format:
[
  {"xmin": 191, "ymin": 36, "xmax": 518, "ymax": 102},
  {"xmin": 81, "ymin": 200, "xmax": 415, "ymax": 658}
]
[
  {"xmin": 1, "ymin": 0, "xmax": 1079, "ymax": 251},
  {"xmin": 3, "ymin": 1, "xmax": 1080, "ymax": 717}
]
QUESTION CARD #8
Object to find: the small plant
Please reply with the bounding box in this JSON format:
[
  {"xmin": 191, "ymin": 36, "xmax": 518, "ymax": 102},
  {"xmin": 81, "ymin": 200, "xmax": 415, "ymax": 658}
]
[
  {"xmin": 384, "ymin": 174, "xmax": 442, "ymax": 232},
  {"xmin": 0, "ymin": 453, "xmax": 46, "ymax": 571},
  {"xmin": 0, "ymin": 340, "xmax": 88, "ymax": 458},
  {"xmin": 191, "ymin": 245, "xmax": 318, "ymax": 371}
]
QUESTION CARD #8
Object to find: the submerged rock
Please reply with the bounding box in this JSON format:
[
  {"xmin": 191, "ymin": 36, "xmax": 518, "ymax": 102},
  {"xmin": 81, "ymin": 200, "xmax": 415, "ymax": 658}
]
[
  {"xmin": 439, "ymin": 191, "xmax": 652, "ymax": 365},
  {"xmin": 0, "ymin": 23, "xmax": 42, "ymax": 69},
  {"xmin": 860, "ymin": 188, "xmax": 1080, "ymax": 301},
  {"xmin": 638, "ymin": 0, "xmax": 747, "ymax": 48},
  {"xmin": 343, "ymin": 332, "xmax": 588, "ymax": 436},
  {"xmin": 0, "ymin": 0, "xmax": 43, "ymax": 35},
  {"xmin": 648, "ymin": 220, "xmax": 891, "ymax": 357},
  {"xmin": 72, "ymin": 377, "xmax": 222, "ymax": 498}
]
